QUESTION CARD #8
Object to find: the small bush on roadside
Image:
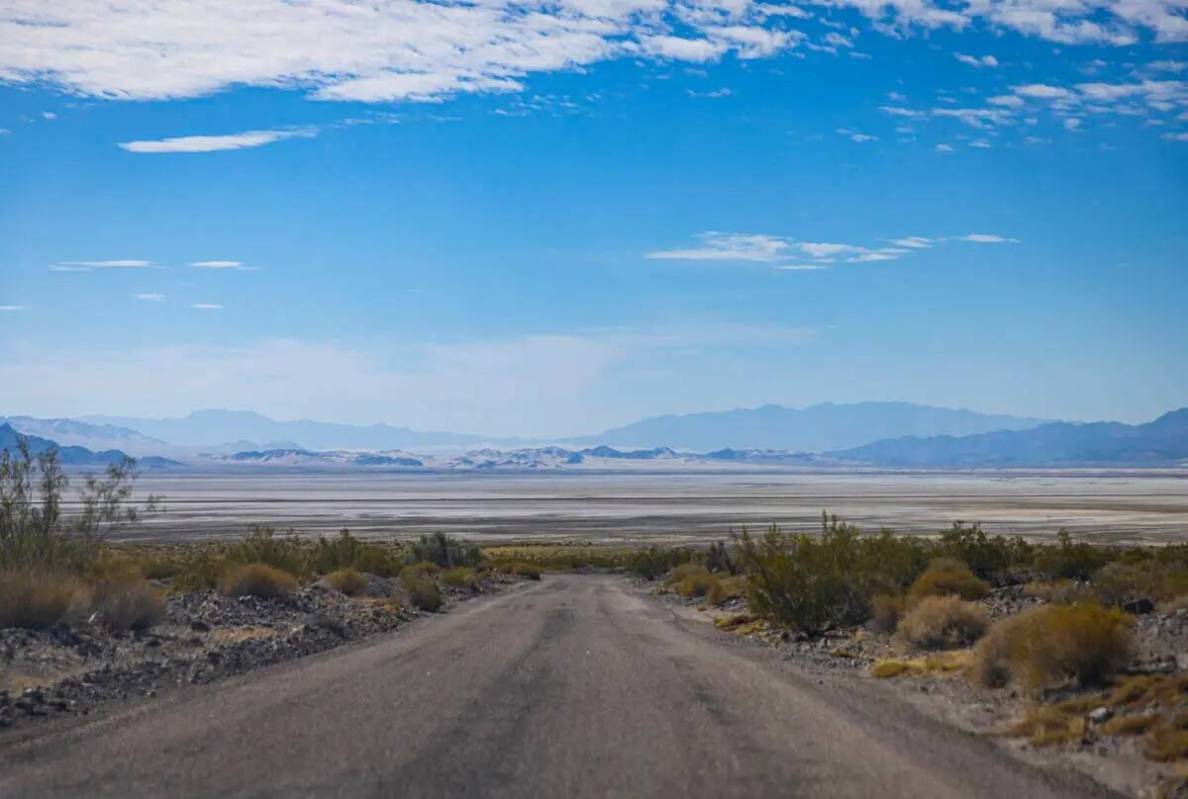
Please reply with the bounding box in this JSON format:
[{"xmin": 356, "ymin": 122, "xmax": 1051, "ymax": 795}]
[
  {"xmin": 1008, "ymin": 705, "xmax": 1088, "ymax": 747},
  {"xmin": 972, "ymin": 602, "xmax": 1133, "ymax": 690},
  {"xmin": 218, "ymin": 562, "xmax": 298, "ymax": 598},
  {"xmin": 509, "ymin": 561, "xmax": 542, "ymax": 580},
  {"xmin": 226, "ymin": 526, "xmax": 308, "ymax": 577},
  {"xmin": 627, "ymin": 546, "xmax": 696, "ymax": 580},
  {"xmin": 325, "ymin": 567, "xmax": 367, "ymax": 596},
  {"xmin": 400, "ymin": 573, "xmax": 443, "ymax": 611},
  {"xmin": 308, "ymin": 529, "xmax": 402, "ymax": 578},
  {"xmin": 938, "ymin": 522, "xmax": 1023, "ymax": 579},
  {"xmin": 87, "ymin": 578, "xmax": 166, "ymax": 632},
  {"xmin": 907, "ymin": 558, "xmax": 990, "ymax": 605},
  {"xmin": 442, "ymin": 566, "xmax": 479, "ymax": 591},
  {"xmin": 1032, "ymin": 530, "xmax": 1111, "ymax": 581},
  {"xmin": 897, "ymin": 595, "xmax": 989, "ymax": 650},
  {"xmin": 870, "ymin": 594, "xmax": 905, "ymax": 633},
  {"xmin": 706, "ymin": 574, "xmax": 746, "ymax": 605},
  {"xmin": 705, "ymin": 541, "xmax": 737, "ymax": 574},
  {"xmin": 171, "ymin": 551, "xmax": 227, "ymax": 593},
  {"xmin": 0, "ymin": 568, "xmax": 80, "ymax": 629},
  {"xmin": 407, "ymin": 532, "xmax": 481, "ymax": 569}
]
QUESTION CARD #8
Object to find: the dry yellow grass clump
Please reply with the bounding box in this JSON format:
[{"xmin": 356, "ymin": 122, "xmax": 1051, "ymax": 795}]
[
  {"xmin": 399, "ymin": 571, "xmax": 443, "ymax": 612},
  {"xmin": 871, "ymin": 650, "xmax": 972, "ymax": 679},
  {"xmin": 218, "ymin": 563, "xmax": 298, "ymax": 598},
  {"xmin": 897, "ymin": 596, "xmax": 989, "ymax": 650},
  {"xmin": 972, "ymin": 602, "xmax": 1132, "ymax": 690},
  {"xmin": 324, "ymin": 568, "xmax": 367, "ymax": 596},
  {"xmin": 906, "ymin": 558, "xmax": 990, "ymax": 606},
  {"xmin": 442, "ymin": 566, "xmax": 479, "ymax": 591},
  {"xmin": 0, "ymin": 568, "xmax": 81, "ymax": 629},
  {"xmin": 86, "ymin": 578, "xmax": 167, "ymax": 632}
]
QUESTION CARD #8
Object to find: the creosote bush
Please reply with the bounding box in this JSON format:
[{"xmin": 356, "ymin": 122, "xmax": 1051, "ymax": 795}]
[
  {"xmin": 407, "ymin": 532, "xmax": 481, "ymax": 570},
  {"xmin": 666, "ymin": 563, "xmax": 716, "ymax": 598},
  {"xmin": 400, "ymin": 572, "xmax": 443, "ymax": 612},
  {"xmin": 0, "ymin": 568, "xmax": 80, "ymax": 629},
  {"xmin": 897, "ymin": 595, "xmax": 989, "ymax": 650},
  {"xmin": 972, "ymin": 602, "xmax": 1133, "ymax": 691},
  {"xmin": 442, "ymin": 566, "xmax": 479, "ymax": 591},
  {"xmin": 906, "ymin": 558, "xmax": 990, "ymax": 606},
  {"xmin": 324, "ymin": 567, "xmax": 367, "ymax": 596},
  {"xmin": 218, "ymin": 563, "xmax": 298, "ymax": 598}
]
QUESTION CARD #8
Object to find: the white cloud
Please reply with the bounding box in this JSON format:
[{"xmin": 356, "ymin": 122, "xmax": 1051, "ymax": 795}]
[
  {"xmin": 1013, "ymin": 84, "xmax": 1075, "ymax": 100},
  {"xmin": 1164, "ymin": 131, "xmax": 1188, "ymax": 141},
  {"xmin": 191, "ymin": 303, "xmax": 224, "ymax": 310},
  {"xmin": 119, "ymin": 128, "xmax": 315, "ymax": 153},
  {"xmin": 647, "ymin": 232, "xmax": 791, "ymax": 262},
  {"xmin": 960, "ymin": 233, "xmax": 1019, "ymax": 243},
  {"xmin": 988, "ymin": 94, "xmax": 1024, "ymax": 108},
  {"xmin": 1064, "ymin": 117, "xmax": 1083, "ymax": 130},
  {"xmin": 892, "ymin": 236, "xmax": 933, "ymax": 248},
  {"xmin": 0, "ymin": 305, "xmax": 25, "ymax": 312},
  {"xmin": 133, "ymin": 293, "xmax": 165, "ymax": 302},
  {"xmin": 52, "ymin": 259, "xmax": 152, "ymax": 270},
  {"xmin": 878, "ymin": 106, "xmax": 923, "ymax": 117},
  {"xmin": 954, "ymin": 53, "xmax": 998, "ymax": 68},
  {"xmin": 935, "ymin": 143, "xmax": 955, "ymax": 152},
  {"xmin": 969, "ymin": 138, "xmax": 993, "ymax": 148},
  {"xmin": 191, "ymin": 260, "xmax": 246, "ymax": 269},
  {"xmin": 0, "ymin": 0, "xmax": 1184, "ymax": 114}
]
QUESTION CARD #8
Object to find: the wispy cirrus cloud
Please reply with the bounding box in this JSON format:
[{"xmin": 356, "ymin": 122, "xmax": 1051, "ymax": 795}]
[
  {"xmin": 50, "ymin": 259, "xmax": 153, "ymax": 271},
  {"xmin": 191, "ymin": 303, "xmax": 224, "ymax": 310},
  {"xmin": 0, "ymin": 305, "xmax": 25, "ymax": 312},
  {"xmin": 190, "ymin": 260, "xmax": 258, "ymax": 271},
  {"xmin": 649, "ymin": 231, "xmax": 1016, "ymax": 268},
  {"xmin": 133, "ymin": 293, "xmax": 165, "ymax": 302},
  {"xmin": 954, "ymin": 53, "xmax": 999, "ymax": 68},
  {"xmin": 119, "ymin": 128, "xmax": 315, "ymax": 153}
]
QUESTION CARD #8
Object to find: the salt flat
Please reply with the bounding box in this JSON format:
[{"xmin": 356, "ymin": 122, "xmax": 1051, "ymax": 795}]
[{"xmin": 87, "ymin": 470, "xmax": 1188, "ymax": 545}]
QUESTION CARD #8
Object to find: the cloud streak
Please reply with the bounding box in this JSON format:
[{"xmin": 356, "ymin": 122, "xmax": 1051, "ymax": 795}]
[{"xmin": 119, "ymin": 128, "xmax": 315, "ymax": 153}]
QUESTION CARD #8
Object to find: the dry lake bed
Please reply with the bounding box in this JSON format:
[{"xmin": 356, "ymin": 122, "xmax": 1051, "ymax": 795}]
[{"xmin": 88, "ymin": 469, "xmax": 1188, "ymax": 545}]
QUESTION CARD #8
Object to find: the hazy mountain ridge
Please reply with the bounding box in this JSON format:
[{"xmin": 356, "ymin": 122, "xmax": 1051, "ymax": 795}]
[
  {"xmin": 0, "ymin": 423, "xmax": 179, "ymax": 468},
  {"xmin": 567, "ymin": 402, "xmax": 1052, "ymax": 451},
  {"xmin": 832, "ymin": 408, "xmax": 1188, "ymax": 467}
]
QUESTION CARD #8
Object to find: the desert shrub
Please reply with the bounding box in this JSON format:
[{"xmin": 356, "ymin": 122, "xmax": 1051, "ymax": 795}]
[
  {"xmin": 907, "ymin": 558, "xmax": 990, "ymax": 605},
  {"xmin": 1008, "ymin": 705, "xmax": 1088, "ymax": 747},
  {"xmin": 705, "ymin": 541, "xmax": 736, "ymax": 574},
  {"xmin": 400, "ymin": 573, "xmax": 442, "ymax": 611},
  {"xmin": 972, "ymin": 602, "xmax": 1133, "ymax": 691},
  {"xmin": 1, "ymin": 441, "xmax": 157, "ymax": 572},
  {"xmin": 406, "ymin": 532, "xmax": 481, "ymax": 569},
  {"xmin": 870, "ymin": 594, "xmax": 905, "ymax": 633},
  {"xmin": 225, "ymin": 526, "xmax": 308, "ymax": 577},
  {"xmin": 937, "ymin": 522, "xmax": 1023, "ymax": 579},
  {"xmin": 735, "ymin": 523, "xmax": 868, "ymax": 634},
  {"xmin": 325, "ymin": 567, "xmax": 367, "ymax": 596},
  {"xmin": 627, "ymin": 546, "xmax": 696, "ymax": 580},
  {"xmin": 1023, "ymin": 579, "xmax": 1093, "ymax": 605},
  {"xmin": 0, "ymin": 568, "xmax": 80, "ymax": 629},
  {"xmin": 897, "ymin": 596, "xmax": 989, "ymax": 650},
  {"xmin": 308, "ymin": 529, "xmax": 402, "ymax": 577},
  {"xmin": 1147, "ymin": 715, "xmax": 1188, "ymax": 762},
  {"xmin": 1032, "ymin": 530, "xmax": 1111, "ymax": 581},
  {"xmin": 87, "ymin": 578, "xmax": 166, "ymax": 632},
  {"xmin": 1094, "ymin": 560, "xmax": 1188, "ymax": 607},
  {"xmin": 509, "ymin": 561, "xmax": 542, "ymax": 580},
  {"xmin": 707, "ymin": 574, "xmax": 747, "ymax": 605},
  {"xmin": 442, "ymin": 566, "xmax": 479, "ymax": 591},
  {"xmin": 218, "ymin": 562, "xmax": 298, "ymax": 598},
  {"xmin": 401, "ymin": 561, "xmax": 440, "ymax": 579},
  {"xmin": 665, "ymin": 564, "xmax": 717, "ymax": 599},
  {"xmin": 171, "ymin": 551, "xmax": 227, "ymax": 593},
  {"xmin": 1101, "ymin": 714, "xmax": 1160, "ymax": 736}
]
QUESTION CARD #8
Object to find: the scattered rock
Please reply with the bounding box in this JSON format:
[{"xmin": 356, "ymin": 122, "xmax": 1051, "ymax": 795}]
[
  {"xmin": 1088, "ymin": 706, "xmax": 1114, "ymax": 724},
  {"xmin": 1123, "ymin": 598, "xmax": 1155, "ymax": 615}
]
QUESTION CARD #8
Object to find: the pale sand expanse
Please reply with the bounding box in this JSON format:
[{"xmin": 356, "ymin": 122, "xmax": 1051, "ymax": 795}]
[{"xmin": 90, "ymin": 470, "xmax": 1188, "ymax": 545}]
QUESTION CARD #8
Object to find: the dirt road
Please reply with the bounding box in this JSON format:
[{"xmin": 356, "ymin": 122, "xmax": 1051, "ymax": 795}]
[{"xmin": 0, "ymin": 575, "xmax": 1119, "ymax": 798}]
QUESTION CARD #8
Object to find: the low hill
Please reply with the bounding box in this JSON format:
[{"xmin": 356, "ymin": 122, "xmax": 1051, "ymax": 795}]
[
  {"xmin": 570, "ymin": 402, "xmax": 1051, "ymax": 451},
  {"xmin": 0, "ymin": 423, "xmax": 180, "ymax": 468},
  {"xmin": 832, "ymin": 408, "xmax": 1188, "ymax": 467}
]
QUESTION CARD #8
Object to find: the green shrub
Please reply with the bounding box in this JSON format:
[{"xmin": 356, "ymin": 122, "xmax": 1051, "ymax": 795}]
[
  {"xmin": 225, "ymin": 526, "xmax": 308, "ymax": 577},
  {"xmin": 218, "ymin": 563, "xmax": 298, "ymax": 598},
  {"xmin": 937, "ymin": 522, "xmax": 1024, "ymax": 579},
  {"xmin": 627, "ymin": 546, "xmax": 695, "ymax": 580},
  {"xmin": 308, "ymin": 529, "xmax": 402, "ymax": 577},
  {"xmin": 171, "ymin": 551, "xmax": 227, "ymax": 593},
  {"xmin": 707, "ymin": 574, "xmax": 746, "ymax": 605},
  {"xmin": 1032, "ymin": 530, "xmax": 1111, "ymax": 581},
  {"xmin": 735, "ymin": 524, "xmax": 867, "ymax": 634},
  {"xmin": 665, "ymin": 564, "xmax": 717, "ymax": 598},
  {"xmin": 705, "ymin": 541, "xmax": 736, "ymax": 574},
  {"xmin": 972, "ymin": 602, "xmax": 1133, "ymax": 690},
  {"xmin": 324, "ymin": 567, "xmax": 367, "ymax": 596},
  {"xmin": 907, "ymin": 558, "xmax": 990, "ymax": 605},
  {"xmin": 400, "ymin": 573, "xmax": 442, "ymax": 611},
  {"xmin": 510, "ymin": 561, "xmax": 542, "ymax": 580},
  {"xmin": 442, "ymin": 566, "xmax": 479, "ymax": 591},
  {"xmin": 0, "ymin": 568, "xmax": 80, "ymax": 629},
  {"xmin": 406, "ymin": 532, "xmax": 481, "ymax": 569},
  {"xmin": 87, "ymin": 578, "xmax": 166, "ymax": 632},
  {"xmin": 897, "ymin": 596, "xmax": 989, "ymax": 650}
]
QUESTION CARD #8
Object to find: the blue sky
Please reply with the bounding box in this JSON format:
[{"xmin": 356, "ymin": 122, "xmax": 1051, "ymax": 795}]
[{"xmin": 1, "ymin": 1, "xmax": 1186, "ymax": 436}]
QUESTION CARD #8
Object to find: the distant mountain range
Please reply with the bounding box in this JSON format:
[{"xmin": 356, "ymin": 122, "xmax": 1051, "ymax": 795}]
[
  {"xmin": 80, "ymin": 409, "xmax": 493, "ymax": 451},
  {"xmin": 566, "ymin": 402, "xmax": 1051, "ymax": 451},
  {"xmin": 832, "ymin": 409, "xmax": 1188, "ymax": 467},
  {"xmin": 4, "ymin": 404, "xmax": 1186, "ymax": 470},
  {"xmin": 0, "ymin": 423, "xmax": 179, "ymax": 468}
]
